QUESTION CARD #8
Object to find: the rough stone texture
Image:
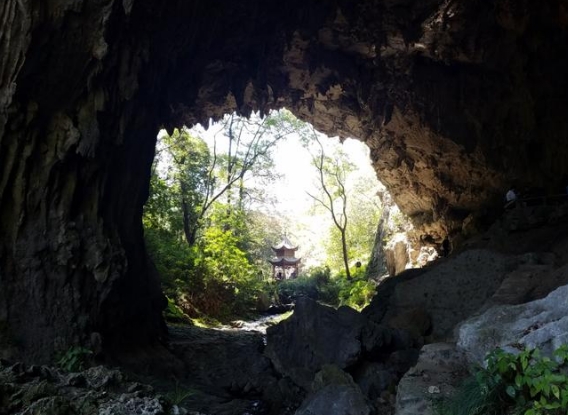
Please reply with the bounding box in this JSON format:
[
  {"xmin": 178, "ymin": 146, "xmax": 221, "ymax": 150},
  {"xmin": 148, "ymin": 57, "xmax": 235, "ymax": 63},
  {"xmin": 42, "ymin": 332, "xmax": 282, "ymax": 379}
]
[
  {"xmin": 265, "ymin": 298, "xmax": 365, "ymax": 389},
  {"xmin": 394, "ymin": 343, "xmax": 468, "ymax": 415},
  {"xmin": 167, "ymin": 325, "xmax": 300, "ymax": 415},
  {"xmin": 295, "ymin": 383, "xmax": 371, "ymax": 415},
  {"xmin": 483, "ymin": 263, "xmax": 559, "ymax": 307},
  {"xmin": 385, "ymin": 238, "xmax": 410, "ymax": 277},
  {"xmin": 98, "ymin": 396, "xmax": 166, "ymax": 415},
  {"xmin": 295, "ymin": 365, "xmax": 372, "ymax": 415},
  {"xmin": 352, "ymin": 362, "xmax": 393, "ymax": 401},
  {"xmin": 364, "ymin": 249, "xmax": 527, "ymax": 341},
  {"xmin": 457, "ymin": 283, "xmax": 568, "ymax": 365},
  {"xmin": 0, "ymin": 0, "xmax": 167, "ymax": 362},
  {"xmin": 2, "ymin": 0, "xmax": 568, "ymax": 362},
  {"xmin": 0, "ymin": 360, "xmax": 185, "ymax": 415}
]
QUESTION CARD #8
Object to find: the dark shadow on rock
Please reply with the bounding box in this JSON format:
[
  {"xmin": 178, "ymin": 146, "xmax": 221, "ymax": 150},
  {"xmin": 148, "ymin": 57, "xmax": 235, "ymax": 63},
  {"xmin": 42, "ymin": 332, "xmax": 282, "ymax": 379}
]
[{"xmin": 264, "ymin": 297, "xmax": 366, "ymax": 390}]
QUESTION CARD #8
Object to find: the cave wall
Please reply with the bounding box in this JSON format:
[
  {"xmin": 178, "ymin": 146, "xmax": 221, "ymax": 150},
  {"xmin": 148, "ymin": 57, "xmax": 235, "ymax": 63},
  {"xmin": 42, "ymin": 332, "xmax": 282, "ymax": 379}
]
[{"xmin": 1, "ymin": 0, "xmax": 567, "ymax": 361}]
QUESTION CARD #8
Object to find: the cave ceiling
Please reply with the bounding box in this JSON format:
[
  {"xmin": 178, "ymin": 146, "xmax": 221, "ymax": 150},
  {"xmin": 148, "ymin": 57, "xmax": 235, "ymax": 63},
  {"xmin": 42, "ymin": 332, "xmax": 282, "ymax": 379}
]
[{"xmin": 0, "ymin": 0, "xmax": 567, "ymax": 361}]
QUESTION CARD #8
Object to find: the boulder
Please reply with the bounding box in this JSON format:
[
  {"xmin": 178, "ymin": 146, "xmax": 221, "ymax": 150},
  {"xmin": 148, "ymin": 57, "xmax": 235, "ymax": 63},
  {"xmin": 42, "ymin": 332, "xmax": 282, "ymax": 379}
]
[
  {"xmin": 18, "ymin": 396, "xmax": 73, "ymax": 415},
  {"xmin": 394, "ymin": 343, "xmax": 468, "ymax": 415},
  {"xmin": 0, "ymin": 361, "xmax": 183, "ymax": 415},
  {"xmin": 386, "ymin": 349, "xmax": 420, "ymax": 377},
  {"xmin": 386, "ymin": 308, "xmax": 431, "ymax": 343},
  {"xmin": 458, "ymin": 283, "xmax": 568, "ymax": 364},
  {"xmin": 168, "ymin": 325, "xmax": 277, "ymax": 396},
  {"xmin": 352, "ymin": 361, "xmax": 394, "ymax": 400},
  {"xmin": 365, "ymin": 250, "xmax": 521, "ymax": 341},
  {"xmin": 83, "ymin": 366, "xmax": 124, "ymax": 389},
  {"xmin": 295, "ymin": 365, "xmax": 372, "ymax": 415},
  {"xmin": 484, "ymin": 264, "xmax": 555, "ymax": 307},
  {"xmin": 265, "ymin": 298, "xmax": 365, "ymax": 389},
  {"xmin": 360, "ymin": 322, "xmax": 393, "ymax": 356},
  {"xmin": 295, "ymin": 383, "xmax": 371, "ymax": 415},
  {"xmin": 362, "ymin": 269, "xmax": 426, "ymax": 325},
  {"xmin": 385, "ymin": 237, "xmax": 410, "ymax": 277}
]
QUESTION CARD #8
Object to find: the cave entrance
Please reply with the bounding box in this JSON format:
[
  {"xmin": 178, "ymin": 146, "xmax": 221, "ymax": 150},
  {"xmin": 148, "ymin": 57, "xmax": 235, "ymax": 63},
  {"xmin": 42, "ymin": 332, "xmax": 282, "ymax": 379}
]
[{"xmin": 144, "ymin": 109, "xmax": 388, "ymax": 321}]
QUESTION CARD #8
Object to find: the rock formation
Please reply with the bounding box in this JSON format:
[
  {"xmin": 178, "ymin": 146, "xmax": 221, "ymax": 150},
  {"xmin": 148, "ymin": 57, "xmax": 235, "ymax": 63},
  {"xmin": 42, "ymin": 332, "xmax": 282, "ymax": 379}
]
[
  {"xmin": 383, "ymin": 209, "xmax": 568, "ymax": 415},
  {"xmin": 1, "ymin": 0, "xmax": 567, "ymax": 362},
  {"xmin": 0, "ymin": 361, "xmax": 182, "ymax": 415}
]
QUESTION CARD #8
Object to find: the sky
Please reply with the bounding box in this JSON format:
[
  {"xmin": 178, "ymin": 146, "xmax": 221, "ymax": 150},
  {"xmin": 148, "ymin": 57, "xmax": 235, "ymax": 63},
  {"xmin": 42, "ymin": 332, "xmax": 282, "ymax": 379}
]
[
  {"xmin": 189, "ymin": 112, "xmax": 383, "ymax": 268},
  {"xmin": 270, "ymin": 134, "xmax": 381, "ymax": 267}
]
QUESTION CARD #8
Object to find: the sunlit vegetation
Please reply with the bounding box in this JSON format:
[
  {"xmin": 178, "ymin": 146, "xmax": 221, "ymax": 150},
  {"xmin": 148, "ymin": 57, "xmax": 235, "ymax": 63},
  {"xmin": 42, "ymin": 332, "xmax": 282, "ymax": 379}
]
[
  {"xmin": 276, "ymin": 266, "xmax": 376, "ymax": 311},
  {"xmin": 436, "ymin": 345, "xmax": 568, "ymax": 415},
  {"xmin": 144, "ymin": 110, "xmax": 383, "ymax": 322}
]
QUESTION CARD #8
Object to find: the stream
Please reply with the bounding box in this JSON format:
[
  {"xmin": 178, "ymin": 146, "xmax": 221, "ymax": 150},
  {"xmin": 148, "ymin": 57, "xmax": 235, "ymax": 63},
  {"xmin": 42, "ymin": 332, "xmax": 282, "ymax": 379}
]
[{"xmin": 219, "ymin": 310, "xmax": 293, "ymax": 334}]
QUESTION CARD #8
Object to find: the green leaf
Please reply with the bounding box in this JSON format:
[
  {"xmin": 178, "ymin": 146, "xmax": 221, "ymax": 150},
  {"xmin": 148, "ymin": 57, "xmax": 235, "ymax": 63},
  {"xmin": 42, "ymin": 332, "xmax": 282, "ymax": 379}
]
[
  {"xmin": 543, "ymin": 383, "xmax": 551, "ymax": 397},
  {"xmin": 551, "ymin": 384, "xmax": 560, "ymax": 399},
  {"xmin": 521, "ymin": 354, "xmax": 529, "ymax": 370},
  {"xmin": 506, "ymin": 385, "xmax": 517, "ymax": 398},
  {"xmin": 515, "ymin": 374, "xmax": 523, "ymax": 387}
]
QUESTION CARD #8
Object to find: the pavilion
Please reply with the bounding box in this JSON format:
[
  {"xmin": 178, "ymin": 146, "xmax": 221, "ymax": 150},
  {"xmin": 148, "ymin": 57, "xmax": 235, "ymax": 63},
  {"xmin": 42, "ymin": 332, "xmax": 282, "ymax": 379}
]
[{"xmin": 269, "ymin": 236, "xmax": 301, "ymax": 280}]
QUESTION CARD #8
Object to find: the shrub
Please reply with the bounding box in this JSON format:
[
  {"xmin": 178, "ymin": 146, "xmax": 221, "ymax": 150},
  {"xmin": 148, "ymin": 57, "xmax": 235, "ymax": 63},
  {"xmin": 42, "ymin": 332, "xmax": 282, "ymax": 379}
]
[
  {"xmin": 276, "ymin": 265, "xmax": 376, "ymax": 310},
  {"xmin": 56, "ymin": 346, "xmax": 93, "ymax": 372},
  {"xmin": 164, "ymin": 296, "xmax": 192, "ymax": 324},
  {"xmin": 339, "ymin": 279, "xmax": 376, "ymax": 311},
  {"xmin": 436, "ymin": 345, "xmax": 568, "ymax": 415},
  {"xmin": 277, "ymin": 274, "xmax": 321, "ymax": 304}
]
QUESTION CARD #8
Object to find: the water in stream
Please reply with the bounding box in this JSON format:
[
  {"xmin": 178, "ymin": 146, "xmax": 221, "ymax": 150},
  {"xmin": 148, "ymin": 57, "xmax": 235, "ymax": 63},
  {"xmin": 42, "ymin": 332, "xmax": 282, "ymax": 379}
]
[{"xmin": 219, "ymin": 310, "xmax": 293, "ymax": 334}]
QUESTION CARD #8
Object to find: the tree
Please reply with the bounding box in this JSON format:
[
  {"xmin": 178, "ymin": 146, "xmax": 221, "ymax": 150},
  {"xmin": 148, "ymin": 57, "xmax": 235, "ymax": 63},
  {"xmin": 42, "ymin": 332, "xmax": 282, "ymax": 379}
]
[
  {"xmin": 155, "ymin": 110, "xmax": 296, "ymax": 248},
  {"xmin": 143, "ymin": 110, "xmax": 299, "ymax": 318},
  {"xmin": 304, "ymin": 130, "xmax": 355, "ymax": 280},
  {"xmin": 325, "ymin": 176, "xmax": 382, "ymax": 273},
  {"xmin": 154, "ymin": 129, "xmax": 211, "ymax": 246}
]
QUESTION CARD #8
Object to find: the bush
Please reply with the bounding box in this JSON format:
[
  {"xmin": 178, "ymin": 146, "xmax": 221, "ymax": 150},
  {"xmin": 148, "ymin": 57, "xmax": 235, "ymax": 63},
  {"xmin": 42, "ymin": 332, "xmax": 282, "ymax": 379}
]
[
  {"xmin": 276, "ymin": 266, "xmax": 376, "ymax": 310},
  {"xmin": 277, "ymin": 274, "xmax": 321, "ymax": 304},
  {"xmin": 339, "ymin": 279, "xmax": 376, "ymax": 311},
  {"xmin": 56, "ymin": 346, "xmax": 93, "ymax": 372},
  {"xmin": 164, "ymin": 296, "xmax": 192, "ymax": 324},
  {"xmin": 436, "ymin": 345, "xmax": 568, "ymax": 415}
]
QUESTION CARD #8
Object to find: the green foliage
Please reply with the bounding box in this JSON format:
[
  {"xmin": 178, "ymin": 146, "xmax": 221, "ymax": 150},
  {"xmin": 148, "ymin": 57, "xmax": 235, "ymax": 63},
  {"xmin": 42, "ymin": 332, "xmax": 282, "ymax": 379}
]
[
  {"xmin": 338, "ymin": 277, "xmax": 376, "ymax": 311},
  {"xmin": 277, "ymin": 273, "xmax": 323, "ymax": 304},
  {"xmin": 277, "ymin": 266, "xmax": 376, "ymax": 310},
  {"xmin": 437, "ymin": 345, "xmax": 568, "ymax": 415},
  {"xmin": 146, "ymin": 129, "xmax": 210, "ymax": 245},
  {"xmin": 56, "ymin": 346, "xmax": 93, "ymax": 373},
  {"xmin": 191, "ymin": 207, "xmax": 261, "ymax": 317},
  {"xmin": 143, "ymin": 112, "xmax": 295, "ymax": 320},
  {"xmin": 144, "ymin": 110, "xmax": 380, "ymax": 321},
  {"xmin": 164, "ymin": 296, "xmax": 192, "ymax": 324},
  {"xmin": 144, "ymin": 226, "xmax": 193, "ymax": 293},
  {"xmin": 238, "ymin": 210, "xmax": 284, "ymax": 277},
  {"xmin": 165, "ymin": 382, "xmax": 195, "ymax": 406}
]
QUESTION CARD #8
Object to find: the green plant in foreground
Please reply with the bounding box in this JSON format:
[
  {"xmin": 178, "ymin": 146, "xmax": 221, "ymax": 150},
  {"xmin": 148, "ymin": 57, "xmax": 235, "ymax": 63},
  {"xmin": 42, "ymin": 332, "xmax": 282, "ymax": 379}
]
[
  {"xmin": 56, "ymin": 346, "xmax": 93, "ymax": 372},
  {"xmin": 437, "ymin": 345, "xmax": 568, "ymax": 415},
  {"xmin": 165, "ymin": 382, "xmax": 195, "ymax": 406},
  {"xmin": 164, "ymin": 296, "xmax": 192, "ymax": 324}
]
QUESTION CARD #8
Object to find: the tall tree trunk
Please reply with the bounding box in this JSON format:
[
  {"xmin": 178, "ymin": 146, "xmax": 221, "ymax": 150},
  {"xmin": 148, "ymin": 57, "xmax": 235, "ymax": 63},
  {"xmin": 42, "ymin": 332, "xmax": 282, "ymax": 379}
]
[
  {"xmin": 181, "ymin": 197, "xmax": 197, "ymax": 246},
  {"xmin": 340, "ymin": 227, "xmax": 351, "ymax": 280}
]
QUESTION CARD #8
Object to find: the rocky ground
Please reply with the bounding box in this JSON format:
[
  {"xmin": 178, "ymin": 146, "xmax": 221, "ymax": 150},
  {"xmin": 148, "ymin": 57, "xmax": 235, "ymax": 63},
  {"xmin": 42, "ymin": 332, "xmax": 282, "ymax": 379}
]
[
  {"xmin": 3, "ymin": 204, "xmax": 568, "ymax": 415},
  {"xmin": 0, "ymin": 362, "xmax": 185, "ymax": 415}
]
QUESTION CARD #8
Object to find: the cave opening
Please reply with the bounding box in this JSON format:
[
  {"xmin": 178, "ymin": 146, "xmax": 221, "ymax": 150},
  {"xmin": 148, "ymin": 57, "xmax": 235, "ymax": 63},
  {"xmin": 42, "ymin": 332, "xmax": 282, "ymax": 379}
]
[
  {"xmin": 145, "ymin": 109, "xmax": 400, "ymax": 324},
  {"xmin": 2, "ymin": 4, "xmax": 568, "ymax": 414}
]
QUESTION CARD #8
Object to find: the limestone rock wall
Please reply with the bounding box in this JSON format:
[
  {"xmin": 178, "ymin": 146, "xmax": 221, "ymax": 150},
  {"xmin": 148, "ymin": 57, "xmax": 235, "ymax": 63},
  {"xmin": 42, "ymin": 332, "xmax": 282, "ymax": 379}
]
[
  {"xmin": 1, "ymin": 0, "xmax": 568, "ymax": 361},
  {"xmin": 0, "ymin": 0, "xmax": 169, "ymax": 361}
]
